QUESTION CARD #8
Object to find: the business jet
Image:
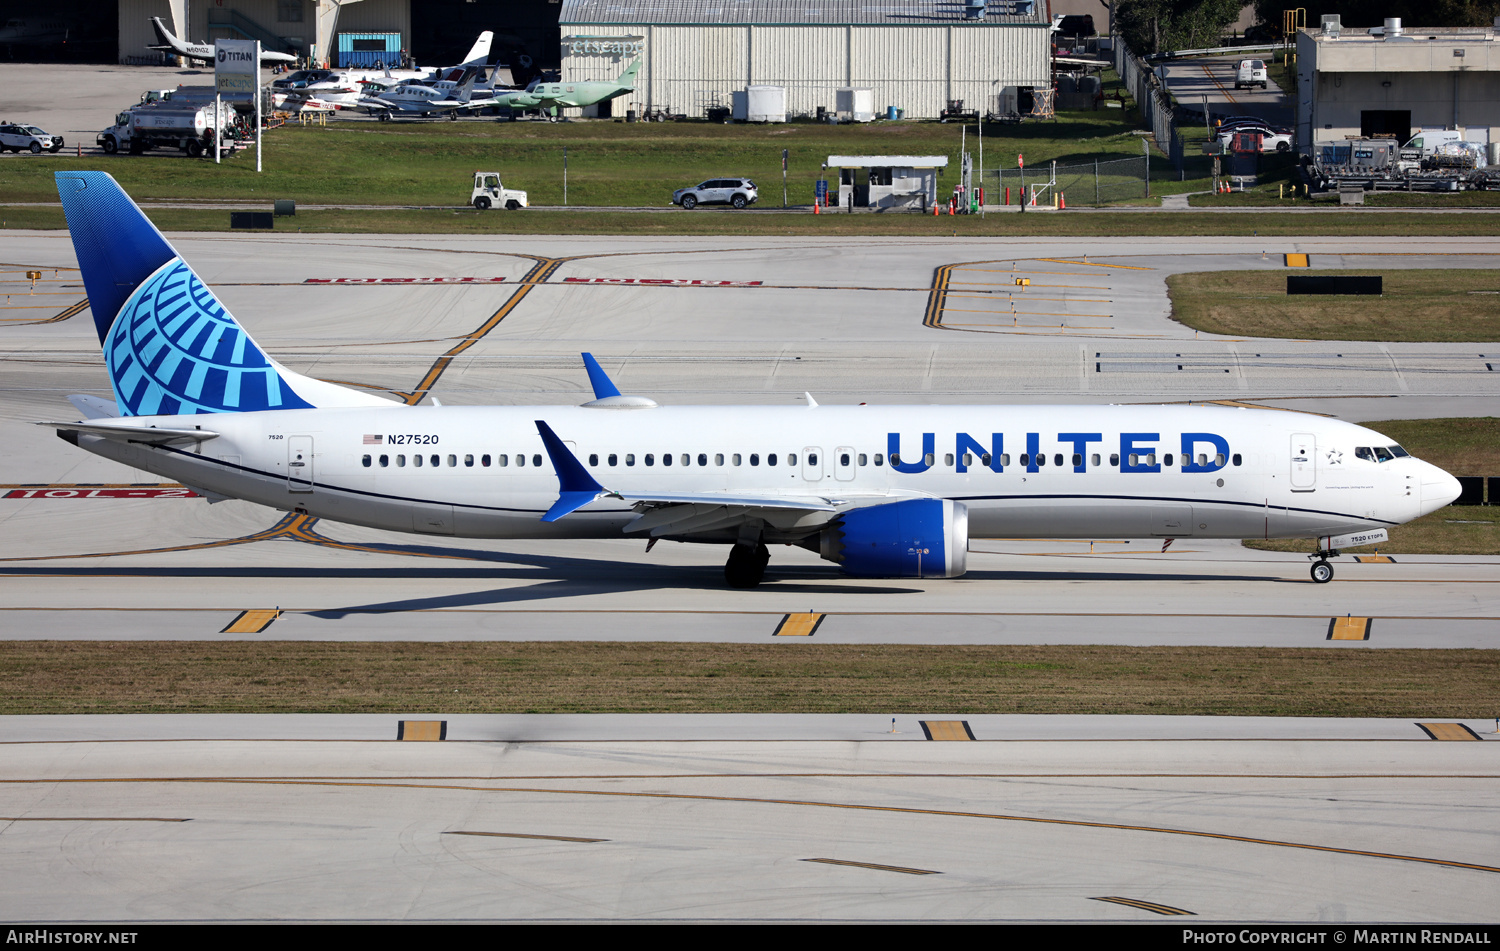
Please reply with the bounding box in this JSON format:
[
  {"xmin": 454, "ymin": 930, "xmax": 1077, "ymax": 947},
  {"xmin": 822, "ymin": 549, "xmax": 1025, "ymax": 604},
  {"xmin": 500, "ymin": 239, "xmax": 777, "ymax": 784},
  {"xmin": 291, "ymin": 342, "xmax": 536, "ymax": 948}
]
[
  {"xmin": 148, "ymin": 16, "xmax": 296, "ymax": 65},
  {"xmin": 46, "ymin": 172, "xmax": 1461, "ymax": 587},
  {"xmin": 492, "ymin": 59, "xmax": 640, "ymax": 117}
]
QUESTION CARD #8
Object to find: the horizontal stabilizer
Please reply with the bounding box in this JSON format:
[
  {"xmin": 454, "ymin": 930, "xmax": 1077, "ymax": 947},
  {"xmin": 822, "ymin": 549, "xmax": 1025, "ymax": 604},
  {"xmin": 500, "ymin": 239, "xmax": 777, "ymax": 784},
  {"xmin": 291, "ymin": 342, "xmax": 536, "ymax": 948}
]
[
  {"xmin": 40, "ymin": 421, "xmax": 219, "ymax": 444},
  {"xmin": 66, "ymin": 395, "xmax": 120, "ymax": 419}
]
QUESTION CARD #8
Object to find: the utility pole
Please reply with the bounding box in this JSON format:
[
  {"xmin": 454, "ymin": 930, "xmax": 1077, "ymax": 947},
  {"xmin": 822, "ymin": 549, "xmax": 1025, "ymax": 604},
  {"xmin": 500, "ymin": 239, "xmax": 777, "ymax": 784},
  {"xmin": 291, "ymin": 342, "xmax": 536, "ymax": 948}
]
[{"xmin": 563, "ymin": 146, "xmax": 568, "ymax": 206}]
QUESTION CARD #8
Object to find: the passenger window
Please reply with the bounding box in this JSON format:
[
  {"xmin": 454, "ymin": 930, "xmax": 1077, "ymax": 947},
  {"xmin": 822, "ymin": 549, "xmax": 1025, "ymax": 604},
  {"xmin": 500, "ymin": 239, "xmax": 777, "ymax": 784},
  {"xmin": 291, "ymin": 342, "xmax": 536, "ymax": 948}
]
[
  {"xmin": 362, "ymin": 454, "xmax": 371, "ymax": 467},
  {"xmin": 464, "ymin": 454, "xmax": 474, "ymax": 467},
  {"xmin": 447, "ymin": 454, "xmax": 457, "ymax": 467},
  {"xmin": 646, "ymin": 454, "xmax": 655, "ymax": 466},
  {"xmin": 1054, "ymin": 454, "xmax": 1063, "ymax": 467},
  {"xmin": 626, "ymin": 453, "xmax": 635, "ymax": 466},
  {"xmin": 923, "ymin": 453, "xmax": 934, "ymax": 466},
  {"xmin": 841, "ymin": 452, "xmax": 851, "ymax": 466},
  {"xmin": 608, "ymin": 453, "xmax": 618, "ymax": 466},
  {"xmin": 1128, "ymin": 454, "xmax": 1138, "ymax": 467},
  {"xmin": 698, "ymin": 453, "xmax": 707, "ymax": 466},
  {"xmin": 380, "ymin": 454, "xmax": 390, "ymax": 467},
  {"xmin": 432, "ymin": 455, "xmax": 440, "ymax": 467},
  {"xmin": 1147, "ymin": 453, "xmax": 1157, "ymax": 466},
  {"xmin": 874, "ymin": 453, "xmax": 884, "ymax": 466},
  {"xmin": 733, "ymin": 454, "xmax": 741, "ymax": 466},
  {"xmin": 497, "ymin": 454, "xmax": 508, "ymax": 467},
  {"xmin": 481, "ymin": 454, "xmax": 490, "ymax": 467},
  {"xmin": 788, "ymin": 453, "xmax": 797, "ymax": 466},
  {"xmin": 1163, "ymin": 453, "xmax": 1173, "ymax": 467},
  {"xmin": 516, "ymin": 454, "xmax": 524, "ymax": 467},
  {"xmin": 414, "ymin": 455, "xmax": 424, "ymax": 467},
  {"xmin": 662, "ymin": 453, "xmax": 671, "ymax": 466},
  {"xmin": 809, "ymin": 453, "xmax": 818, "ymax": 465},
  {"xmin": 768, "ymin": 453, "xmax": 777, "ymax": 466},
  {"xmin": 859, "ymin": 453, "xmax": 868, "ymax": 465},
  {"xmin": 681, "ymin": 454, "xmax": 690, "ymax": 466},
  {"xmin": 750, "ymin": 454, "xmax": 760, "ymax": 466},
  {"xmin": 533, "ymin": 454, "xmax": 541, "ymax": 467},
  {"xmin": 1020, "ymin": 453, "xmax": 1029, "ymax": 466},
  {"xmin": 715, "ymin": 453, "xmax": 724, "ymax": 466},
  {"xmin": 1110, "ymin": 453, "xmax": 1119, "ymax": 466},
  {"xmin": 945, "ymin": 453, "xmax": 955, "ymax": 466},
  {"xmin": 1072, "ymin": 453, "xmax": 1081, "ymax": 467},
  {"xmin": 1199, "ymin": 453, "xmax": 1208, "ymax": 466},
  {"xmin": 1090, "ymin": 453, "xmax": 1099, "ymax": 466},
  {"xmin": 589, "ymin": 454, "xmax": 598, "ymax": 466},
  {"xmin": 1215, "ymin": 453, "xmax": 1226, "ymax": 467},
  {"xmin": 962, "ymin": 453, "xmax": 972, "ymax": 467},
  {"xmin": 999, "ymin": 453, "xmax": 1009, "ymax": 466},
  {"xmin": 397, "ymin": 454, "xmax": 406, "ymax": 467},
  {"xmin": 1232, "ymin": 453, "xmax": 1242, "ymax": 466}
]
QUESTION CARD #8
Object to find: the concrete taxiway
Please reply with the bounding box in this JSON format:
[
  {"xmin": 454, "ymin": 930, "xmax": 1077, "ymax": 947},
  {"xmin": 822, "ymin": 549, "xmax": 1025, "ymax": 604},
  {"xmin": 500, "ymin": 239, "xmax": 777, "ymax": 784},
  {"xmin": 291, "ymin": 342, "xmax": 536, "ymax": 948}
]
[{"xmin": 1, "ymin": 714, "xmax": 1496, "ymax": 922}]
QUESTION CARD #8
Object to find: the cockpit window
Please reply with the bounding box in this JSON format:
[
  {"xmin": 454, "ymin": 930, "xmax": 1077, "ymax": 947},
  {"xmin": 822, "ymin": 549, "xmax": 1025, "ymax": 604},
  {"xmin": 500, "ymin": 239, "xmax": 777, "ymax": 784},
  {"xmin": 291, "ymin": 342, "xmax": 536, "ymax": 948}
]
[
  {"xmin": 1373, "ymin": 447, "xmax": 1394, "ymax": 463},
  {"xmin": 1355, "ymin": 447, "xmax": 1374, "ymax": 462},
  {"xmin": 1388, "ymin": 445, "xmax": 1409, "ymax": 458}
]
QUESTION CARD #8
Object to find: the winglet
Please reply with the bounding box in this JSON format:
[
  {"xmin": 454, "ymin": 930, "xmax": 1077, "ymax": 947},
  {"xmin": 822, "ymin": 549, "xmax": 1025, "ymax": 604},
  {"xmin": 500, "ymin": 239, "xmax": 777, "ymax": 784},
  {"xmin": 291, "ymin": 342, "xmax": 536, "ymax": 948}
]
[
  {"xmin": 536, "ymin": 420, "xmax": 609, "ymax": 521},
  {"xmin": 581, "ymin": 352, "xmax": 622, "ymax": 399}
]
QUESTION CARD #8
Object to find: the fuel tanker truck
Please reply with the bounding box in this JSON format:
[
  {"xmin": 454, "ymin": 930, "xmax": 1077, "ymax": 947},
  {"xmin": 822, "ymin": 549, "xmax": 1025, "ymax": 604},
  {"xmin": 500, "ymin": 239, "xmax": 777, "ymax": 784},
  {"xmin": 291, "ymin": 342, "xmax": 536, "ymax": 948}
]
[{"xmin": 97, "ymin": 99, "xmax": 239, "ymax": 157}]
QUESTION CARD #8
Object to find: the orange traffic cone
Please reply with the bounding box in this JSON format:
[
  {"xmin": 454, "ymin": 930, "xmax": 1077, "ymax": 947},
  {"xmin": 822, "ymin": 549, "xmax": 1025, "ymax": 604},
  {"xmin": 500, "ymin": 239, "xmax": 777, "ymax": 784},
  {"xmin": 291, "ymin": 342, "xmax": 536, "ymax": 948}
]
[
  {"xmin": 814, "ymin": 200, "xmax": 820, "ymax": 214},
  {"xmin": 932, "ymin": 202, "xmax": 939, "ymax": 216},
  {"xmin": 1059, "ymin": 192, "xmax": 1066, "ymax": 209}
]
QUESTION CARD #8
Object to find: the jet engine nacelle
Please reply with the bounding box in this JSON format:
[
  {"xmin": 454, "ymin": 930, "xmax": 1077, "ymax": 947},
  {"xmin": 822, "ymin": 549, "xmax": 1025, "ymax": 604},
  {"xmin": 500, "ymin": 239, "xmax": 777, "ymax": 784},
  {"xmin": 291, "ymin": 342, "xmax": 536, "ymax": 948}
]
[{"xmin": 818, "ymin": 499, "xmax": 969, "ymax": 578}]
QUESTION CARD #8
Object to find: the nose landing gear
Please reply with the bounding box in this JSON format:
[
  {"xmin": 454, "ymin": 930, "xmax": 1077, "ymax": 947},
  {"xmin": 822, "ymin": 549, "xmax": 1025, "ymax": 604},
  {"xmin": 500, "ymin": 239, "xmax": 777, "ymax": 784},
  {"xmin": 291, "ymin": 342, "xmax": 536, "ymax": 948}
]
[{"xmin": 1309, "ymin": 547, "xmax": 1340, "ymax": 583}]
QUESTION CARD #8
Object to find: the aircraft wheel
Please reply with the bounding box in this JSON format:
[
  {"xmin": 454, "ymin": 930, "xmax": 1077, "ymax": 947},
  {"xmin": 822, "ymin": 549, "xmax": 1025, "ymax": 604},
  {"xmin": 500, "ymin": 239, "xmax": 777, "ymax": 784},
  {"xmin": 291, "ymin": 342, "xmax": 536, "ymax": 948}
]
[
  {"xmin": 378, "ymin": 112, "xmax": 391, "ymax": 122},
  {"xmin": 1310, "ymin": 560, "xmax": 1334, "ymax": 584},
  {"xmin": 473, "ymin": 196, "xmax": 491, "ymax": 211},
  {"xmin": 29, "ymin": 142, "xmax": 41, "ymax": 154},
  {"xmin": 505, "ymin": 199, "xmax": 521, "ymax": 210},
  {"xmin": 680, "ymin": 194, "xmax": 697, "ymax": 210},
  {"xmin": 724, "ymin": 543, "xmax": 769, "ymax": 588},
  {"xmin": 449, "ymin": 112, "xmax": 458, "ymax": 121}
]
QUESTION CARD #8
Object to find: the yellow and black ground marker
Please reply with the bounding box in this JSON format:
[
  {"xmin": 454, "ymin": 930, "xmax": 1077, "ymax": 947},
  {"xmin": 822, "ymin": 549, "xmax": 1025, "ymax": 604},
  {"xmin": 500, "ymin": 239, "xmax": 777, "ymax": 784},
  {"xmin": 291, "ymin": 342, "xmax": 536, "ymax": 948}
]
[
  {"xmin": 773, "ymin": 612, "xmax": 825, "ymax": 636},
  {"xmin": 445, "ymin": 831, "xmax": 606, "ymax": 843},
  {"xmin": 220, "ymin": 608, "xmax": 281, "ymax": 634},
  {"xmin": 919, "ymin": 720, "xmax": 976, "ymax": 741},
  {"xmin": 1285, "ymin": 253, "xmax": 1310, "ymax": 268},
  {"xmin": 397, "ymin": 720, "xmax": 447, "ymax": 741},
  {"xmin": 1354, "ymin": 555, "xmax": 1397, "ymax": 563},
  {"xmin": 1327, "ymin": 616, "xmax": 1372, "ymax": 640},
  {"xmin": 1416, "ymin": 723, "xmax": 1483, "ymax": 741},
  {"xmin": 803, "ymin": 858, "xmax": 939, "ymax": 875},
  {"xmin": 1092, "ymin": 896, "xmax": 1195, "ymax": 916}
]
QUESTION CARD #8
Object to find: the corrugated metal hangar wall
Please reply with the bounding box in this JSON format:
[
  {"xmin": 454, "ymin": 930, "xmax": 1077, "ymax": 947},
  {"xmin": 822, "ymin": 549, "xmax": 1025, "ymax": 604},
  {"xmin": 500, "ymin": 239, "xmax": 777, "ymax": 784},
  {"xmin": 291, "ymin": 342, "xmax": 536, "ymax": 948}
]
[{"xmin": 558, "ymin": 0, "xmax": 1052, "ymax": 120}]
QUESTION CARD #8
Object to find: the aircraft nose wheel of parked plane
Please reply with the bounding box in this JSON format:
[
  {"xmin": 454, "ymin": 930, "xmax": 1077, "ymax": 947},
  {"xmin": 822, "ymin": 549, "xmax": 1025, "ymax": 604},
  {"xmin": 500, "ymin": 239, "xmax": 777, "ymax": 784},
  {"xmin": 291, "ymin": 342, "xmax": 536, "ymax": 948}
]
[
  {"xmin": 1308, "ymin": 548, "xmax": 1340, "ymax": 583},
  {"xmin": 725, "ymin": 542, "xmax": 770, "ymax": 588}
]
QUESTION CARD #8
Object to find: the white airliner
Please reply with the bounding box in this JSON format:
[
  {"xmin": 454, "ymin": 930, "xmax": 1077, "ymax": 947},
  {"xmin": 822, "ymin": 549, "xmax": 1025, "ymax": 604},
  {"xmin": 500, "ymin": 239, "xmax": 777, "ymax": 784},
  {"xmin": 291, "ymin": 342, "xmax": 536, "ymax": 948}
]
[{"xmin": 47, "ymin": 172, "xmax": 1461, "ymax": 586}]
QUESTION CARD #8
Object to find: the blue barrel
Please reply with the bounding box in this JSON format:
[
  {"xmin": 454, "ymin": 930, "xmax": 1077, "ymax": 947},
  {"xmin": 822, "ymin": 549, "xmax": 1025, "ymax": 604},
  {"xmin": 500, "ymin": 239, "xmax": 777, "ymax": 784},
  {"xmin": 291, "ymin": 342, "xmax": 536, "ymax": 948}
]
[{"xmin": 887, "ymin": 105, "xmax": 898, "ymax": 120}]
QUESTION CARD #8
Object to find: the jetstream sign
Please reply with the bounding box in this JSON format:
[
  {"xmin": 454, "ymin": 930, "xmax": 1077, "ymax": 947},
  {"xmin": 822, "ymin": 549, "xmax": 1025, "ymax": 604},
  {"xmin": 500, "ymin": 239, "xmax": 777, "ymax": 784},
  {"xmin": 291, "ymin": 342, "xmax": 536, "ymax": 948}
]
[{"xmin": 886, "ymin": 432, "xmax": 1232, "ymax": 474}]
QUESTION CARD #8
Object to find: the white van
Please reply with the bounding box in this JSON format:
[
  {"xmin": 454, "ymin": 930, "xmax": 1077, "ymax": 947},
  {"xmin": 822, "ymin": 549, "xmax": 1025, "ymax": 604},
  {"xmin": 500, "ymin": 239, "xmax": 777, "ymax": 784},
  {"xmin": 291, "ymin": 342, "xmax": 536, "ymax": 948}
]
[{"xmin": 1235, "ymin": 59, "xmax": 1268, "ymax": 90}]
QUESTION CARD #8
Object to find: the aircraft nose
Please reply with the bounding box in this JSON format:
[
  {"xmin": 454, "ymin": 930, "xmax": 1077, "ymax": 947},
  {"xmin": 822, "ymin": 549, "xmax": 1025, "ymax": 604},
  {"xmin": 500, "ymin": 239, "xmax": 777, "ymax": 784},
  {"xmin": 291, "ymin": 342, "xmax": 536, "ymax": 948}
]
[{"xmin": 1419, "ymin": 463, "xmax": 1462, "ymax": 516}]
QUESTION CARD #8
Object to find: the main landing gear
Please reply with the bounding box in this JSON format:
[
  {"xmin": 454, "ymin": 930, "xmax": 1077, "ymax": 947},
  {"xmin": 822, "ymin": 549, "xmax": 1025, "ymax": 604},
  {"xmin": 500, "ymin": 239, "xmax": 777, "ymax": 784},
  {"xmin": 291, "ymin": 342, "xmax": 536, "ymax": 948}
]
[
  {"xmin": 1309, "ymin": 547, "xmax": 1340, "ymax": 584},
  {"xmin": 725, "ymin": 542, "xmax": 770, "ymax": 588}
]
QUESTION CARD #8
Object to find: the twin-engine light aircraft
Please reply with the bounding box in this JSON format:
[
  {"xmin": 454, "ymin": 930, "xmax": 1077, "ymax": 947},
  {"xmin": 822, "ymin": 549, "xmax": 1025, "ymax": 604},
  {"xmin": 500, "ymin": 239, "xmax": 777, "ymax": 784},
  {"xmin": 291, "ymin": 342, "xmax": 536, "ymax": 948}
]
[{"xmin": 47, "ymin": 172, "xmax": 1461, "ymax": 586}]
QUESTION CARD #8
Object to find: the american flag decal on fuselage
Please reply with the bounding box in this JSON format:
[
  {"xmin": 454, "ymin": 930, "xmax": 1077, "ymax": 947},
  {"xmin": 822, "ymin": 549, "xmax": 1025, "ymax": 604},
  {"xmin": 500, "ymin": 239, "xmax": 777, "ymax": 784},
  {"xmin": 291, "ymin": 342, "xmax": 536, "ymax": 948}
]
[{"xmin": 363, "ymin": 435, "xmax": 383, "ymax": 445}]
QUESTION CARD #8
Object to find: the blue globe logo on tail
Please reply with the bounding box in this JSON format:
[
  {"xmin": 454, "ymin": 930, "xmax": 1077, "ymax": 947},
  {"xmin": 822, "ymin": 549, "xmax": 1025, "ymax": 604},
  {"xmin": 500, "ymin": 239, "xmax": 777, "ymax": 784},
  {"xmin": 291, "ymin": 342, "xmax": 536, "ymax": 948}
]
[{"xmin": 107, "ymin": 258, "xmax": 313, "ymax": 416}]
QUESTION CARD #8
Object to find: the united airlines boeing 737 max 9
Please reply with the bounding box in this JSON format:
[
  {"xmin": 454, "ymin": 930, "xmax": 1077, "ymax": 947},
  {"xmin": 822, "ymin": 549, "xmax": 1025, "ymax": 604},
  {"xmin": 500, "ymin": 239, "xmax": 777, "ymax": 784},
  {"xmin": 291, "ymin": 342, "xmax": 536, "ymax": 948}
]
[{"xmin": 45, "ymin": 172, "xmax": 1461, "ymax": 586}]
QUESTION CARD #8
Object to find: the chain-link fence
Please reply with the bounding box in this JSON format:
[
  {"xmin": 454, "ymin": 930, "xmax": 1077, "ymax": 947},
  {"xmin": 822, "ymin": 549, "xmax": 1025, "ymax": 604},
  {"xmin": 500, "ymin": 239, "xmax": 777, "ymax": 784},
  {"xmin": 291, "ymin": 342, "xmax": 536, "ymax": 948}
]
[
  {"xmin": 985, "ymin": 154, "xmax": 1151, "ymax": 207},
  {"xmin": 1113, "ymin": 33, "xmax": 1186, "ymax": 173}
]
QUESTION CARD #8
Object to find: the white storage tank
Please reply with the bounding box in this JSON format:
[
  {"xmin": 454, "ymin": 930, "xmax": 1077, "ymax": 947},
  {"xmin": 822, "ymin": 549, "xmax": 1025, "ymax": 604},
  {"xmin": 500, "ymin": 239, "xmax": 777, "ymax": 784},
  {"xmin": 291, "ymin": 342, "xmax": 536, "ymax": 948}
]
[
  {"xmin": 733, "ymin": 85, "xmax": 786, "ymax": 122},
  {"xmin": 836, "ymin": 87, "xmax": 875, "ymax": 122}
]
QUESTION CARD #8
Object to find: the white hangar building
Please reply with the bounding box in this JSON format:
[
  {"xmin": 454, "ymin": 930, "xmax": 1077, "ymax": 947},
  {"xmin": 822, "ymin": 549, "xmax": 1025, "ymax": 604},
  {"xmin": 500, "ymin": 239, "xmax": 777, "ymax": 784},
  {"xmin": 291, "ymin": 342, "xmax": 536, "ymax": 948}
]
[
  {"xmin": 556, "ymin": 0, "xmax": 1053, "ymax": 120},
  {"xmin": 1296, "ymin": 16, "xmax": 1500, "ymax": 152}
]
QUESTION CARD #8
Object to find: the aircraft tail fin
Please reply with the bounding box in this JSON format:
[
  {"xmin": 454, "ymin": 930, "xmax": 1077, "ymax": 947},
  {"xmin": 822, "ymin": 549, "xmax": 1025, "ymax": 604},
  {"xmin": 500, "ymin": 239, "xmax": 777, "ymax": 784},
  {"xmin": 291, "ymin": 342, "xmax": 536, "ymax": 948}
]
[
  {"xmin": 460, "ymin": 30, "xmax": 493, "ymax": 67},
  {"xmin": 617, "ymin": 57, "xmax": 641, "ymax": 87},
  {"xmin": 54, "ymin": 171, "xmax": 395, "ymax": 417},
  {"xmin": 148, "ymin": 16, "xmax": 186, "ymax": 54}
]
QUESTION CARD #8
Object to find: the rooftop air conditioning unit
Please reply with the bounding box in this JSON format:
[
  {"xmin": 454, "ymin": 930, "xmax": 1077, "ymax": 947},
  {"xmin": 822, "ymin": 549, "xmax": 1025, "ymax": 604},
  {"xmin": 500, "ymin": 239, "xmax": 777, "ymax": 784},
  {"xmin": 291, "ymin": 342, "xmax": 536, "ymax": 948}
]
[
  {"xmin": 1321, "ymin": 14, "xmax": 1341, "ymax": 37},
  {"xmin": 964, "ymin": 0, "xmax": 985, "ymax": 20}
]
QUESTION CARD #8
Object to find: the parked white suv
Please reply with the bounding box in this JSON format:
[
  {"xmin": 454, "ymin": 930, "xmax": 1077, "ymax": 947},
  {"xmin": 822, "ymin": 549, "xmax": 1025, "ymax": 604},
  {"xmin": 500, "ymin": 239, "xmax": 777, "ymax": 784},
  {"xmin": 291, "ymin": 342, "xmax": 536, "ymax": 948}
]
[
  {"xmin": 1234, "ymin": 59, "xmax": 1268, "ymax": 90},
  {"xmin": 673, "ymin": 178, "xmax": 758, "ymax": 209},
  {"xmin": 0, "ymin": 123, "xmax": 62, "ymax": 153}
]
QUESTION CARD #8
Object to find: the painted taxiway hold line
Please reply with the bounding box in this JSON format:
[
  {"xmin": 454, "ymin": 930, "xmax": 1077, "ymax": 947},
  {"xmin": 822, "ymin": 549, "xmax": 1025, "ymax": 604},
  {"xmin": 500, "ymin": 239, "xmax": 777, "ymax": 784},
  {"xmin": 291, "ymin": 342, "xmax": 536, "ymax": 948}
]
[
  {"xmin": 804, "ymin": 857, "xmax": 939, "ymax": 875},
  {"xmin": 12, "ymin": 776, "xmax": 1496, "ymax": 875},
  {"xmin": 1093, "ymin": 896, "xmax": 1195, "ymax": 916}
]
